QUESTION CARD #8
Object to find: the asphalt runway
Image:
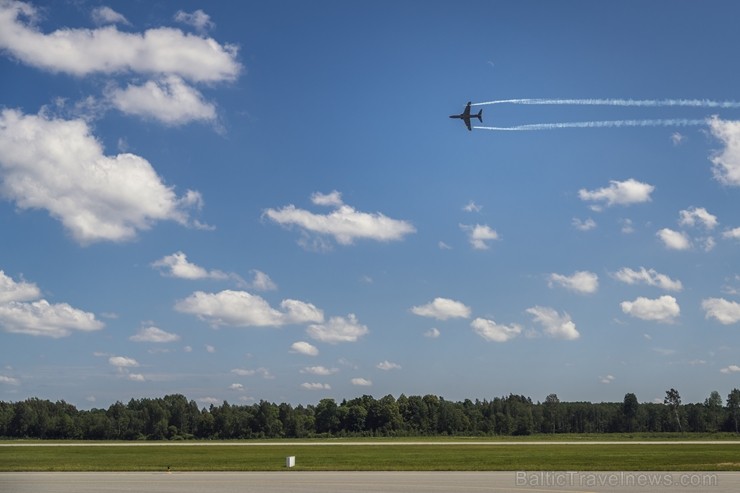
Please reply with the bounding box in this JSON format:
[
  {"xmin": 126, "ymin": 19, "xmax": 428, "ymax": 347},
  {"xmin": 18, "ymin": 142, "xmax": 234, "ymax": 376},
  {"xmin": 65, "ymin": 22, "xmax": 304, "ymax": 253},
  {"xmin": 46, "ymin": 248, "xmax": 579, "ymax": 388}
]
[{"xmin": 2, "ymin": 471, "xmax": 739, "ymax": 493}]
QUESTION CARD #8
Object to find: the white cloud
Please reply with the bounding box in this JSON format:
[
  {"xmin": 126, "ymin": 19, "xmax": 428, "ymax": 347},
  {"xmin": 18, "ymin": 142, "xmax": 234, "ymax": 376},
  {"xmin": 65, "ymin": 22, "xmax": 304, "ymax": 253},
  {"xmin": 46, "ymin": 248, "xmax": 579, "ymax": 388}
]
[
  {"xmin": 0, "ymin": 110, "xmax": 203, "ymax": 244},
  {"xmin": 411, "ymin": 297, "xmax": 471, "ymax": 320},
  {"xmin": 128, "ymin": 373, "xmax": 146, "ymax": 382},
  {"xmin": 301, "ymin": 382, "xmax": 331, "ymax": 390},
  {"xmin": 548, "ymin": 271, "xmax": 599, "ymax": 294},
  {"xmin": 612, "ymin": 267, "xmax": 683, "ymax": 292},
  {"xmin": 572, "ymin": 217, "xmax": 597, "ymax": 231},
  {"xmin": 671, "ymin": 132, "xmax": 685, "ymax": 145},
  {"xmin": 471, "ymin": 317, "xmax": 522, "ymax": 342},
  {"xmin": 152, "ymin": 251, "xmax": 229, "ymax": 280},
  {"xmin": 620, "ymin": 218, "xmax": 634, "ymax": 234},
  {"xmin": 526, "ymin": 306, "xmax": 580, "ymax": 340},
  {"xmin": 463, "ymin": 201, "xmax": 482, "ymax": 212},
  {"xmin": 174, "ymin": 9, "xmax": 214, "ymax": 33},
  {"xmin": 424, "ymin": 328, "xmax": 440, "ymax": 338},
  {"xmin": 0, "ymin": 375, "xmax": 20, "ymax": 386},
  {"xmin": 460, "ymin": 223, "xmax": 499, "ymax": 249},
  {"xmin": 91, "ymin": 6, "xmax": 130, "ymax": 26},
  {"xmin": 0, "ymin": 270, "xmax": 40, "ymax": 303},
  {"xmin": 351, "ymin": 378, "xmax": 372, "ymax": 386},
  {"xmin": 264, "ymin": 193, "xmax": 415, "ymax": 247},
  {"xmin": 709, "ymin": 117, "xmax": 740, "ymax": 186},
  {"xmin": 306, "ymin": 314, "xmax": 368, "ymax": 343},
  {"xmin": 600, "ymin": 375, "xmax": 615, "ymax": 384},
  {"xmin": 0, "ymin": 299, "xmax": 103, "ymax": 338},
  {"xmin": 175, "ymin": 290, "xmax": 324, "ymax": 327},
  {"xmin": 249, "ymin": 270, "xmax": 277, "ymax": 291},
  {"xmin": 578, "ymin": 178, "xmax": 654, "ymax": 209},
  {"xmin": 720, "ymin": 365, "xmax": 740, "ymax": 374},
  {"xmin": 679, "ymin": 207, "xmax": 718, "ymax": 230},
  {"xmin": 723, "ymin": 227, "xmax": 740, "ymax": 240},
  {"xmin": 656, "ymin": 228, "xmax": 691, "ymax": 250},
  {"xmin": 0, "ymin": 2, "xmax": 240, "ymax": 82},
  {"xmin": 301, "ymin": 366, "xmax": 338, "ymax": 375},
  {"xmin": 231, "ymin": 367, "xmax": 273, "ymax": 379},
  {"xmin": 376, "ymin": 360, "xmax": 401, "ymax": 371},
  {"xmin": 129, "ymin": 326, "xmax": 180, "ymax": 343},
  {"xmin": 620, "ymin": 295, "xmax": 680, "ymax": 323},
  {"xmin": 108, "ymin": 356, "xmax": 139, "ymax": 368},
  {"xmin": 311, "ymin": 190, "xmax": 344, "ymax": 207},
  {"xmin": 229, "ymin": 383, "xmax": 244, "ymax": 391},
  {"xmin": 702, "ymin": 298, "xmax": 740, "ymax": 325},
  {"xmin": 106, "ymin": 75, "xmax": 217, "ymax": 125},
  {"xmin": 290, "ymin": 341, "xmax": 319, "ymax": 356}
]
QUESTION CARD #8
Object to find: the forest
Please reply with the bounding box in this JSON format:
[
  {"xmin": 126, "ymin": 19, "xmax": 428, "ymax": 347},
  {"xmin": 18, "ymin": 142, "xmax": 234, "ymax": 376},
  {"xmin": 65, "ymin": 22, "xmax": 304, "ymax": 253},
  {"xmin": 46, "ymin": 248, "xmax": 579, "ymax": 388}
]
[{"xmin": 1, "ymin": 388, "xmax": 739, "ymax": 440}]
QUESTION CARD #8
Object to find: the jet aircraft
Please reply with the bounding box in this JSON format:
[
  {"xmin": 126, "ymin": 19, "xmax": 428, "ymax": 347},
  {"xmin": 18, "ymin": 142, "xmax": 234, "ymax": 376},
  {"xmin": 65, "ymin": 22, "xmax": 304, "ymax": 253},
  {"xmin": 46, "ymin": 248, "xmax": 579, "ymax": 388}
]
[{"xmin": 449, "ymin": 102, "xmax": 482, "ymax": 131}]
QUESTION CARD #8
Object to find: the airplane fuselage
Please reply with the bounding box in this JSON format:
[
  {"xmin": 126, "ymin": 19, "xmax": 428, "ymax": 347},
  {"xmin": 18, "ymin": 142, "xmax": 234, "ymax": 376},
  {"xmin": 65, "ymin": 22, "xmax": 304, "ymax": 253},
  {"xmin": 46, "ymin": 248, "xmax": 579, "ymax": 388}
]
[{"xmin": 450, "ymin": 102, "xmax": 482, "ymax": 131}]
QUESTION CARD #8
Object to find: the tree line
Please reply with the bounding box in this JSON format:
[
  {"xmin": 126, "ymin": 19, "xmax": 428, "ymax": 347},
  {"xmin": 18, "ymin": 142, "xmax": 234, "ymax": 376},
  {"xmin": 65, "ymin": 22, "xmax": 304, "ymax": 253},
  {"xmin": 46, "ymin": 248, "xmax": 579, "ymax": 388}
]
[{"xmin": 1, "ymin": 388, "xmax": 739, "ymax": 440}]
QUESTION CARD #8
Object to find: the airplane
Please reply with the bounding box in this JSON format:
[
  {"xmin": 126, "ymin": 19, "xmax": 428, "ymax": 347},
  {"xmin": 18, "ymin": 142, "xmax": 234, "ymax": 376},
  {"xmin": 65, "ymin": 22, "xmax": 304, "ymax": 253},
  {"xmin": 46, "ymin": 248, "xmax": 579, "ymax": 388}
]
[{"xmin": 449, "ymin": 102, "xmax": 482, "ymax": 131}]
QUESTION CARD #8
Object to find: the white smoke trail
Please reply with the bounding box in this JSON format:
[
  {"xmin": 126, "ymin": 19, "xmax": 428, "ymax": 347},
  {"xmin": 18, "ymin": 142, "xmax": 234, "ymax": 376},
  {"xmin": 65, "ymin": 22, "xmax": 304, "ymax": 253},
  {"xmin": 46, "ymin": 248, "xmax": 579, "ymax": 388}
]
[
  {"xmin": 471, "ymin": 99, "xmax": 740, "ymax": 108},
  {"xmin": 474, "ymin": 118, "xmax": 709, "ymax": 131}
]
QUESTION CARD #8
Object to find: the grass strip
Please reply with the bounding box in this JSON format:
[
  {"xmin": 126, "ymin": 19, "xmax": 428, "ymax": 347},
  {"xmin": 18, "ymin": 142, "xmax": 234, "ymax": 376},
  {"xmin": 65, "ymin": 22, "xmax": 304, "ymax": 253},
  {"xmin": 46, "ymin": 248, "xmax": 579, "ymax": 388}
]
[{"xmin": 1, "ymin": 443, "xmax": 739, "ymax": 472}]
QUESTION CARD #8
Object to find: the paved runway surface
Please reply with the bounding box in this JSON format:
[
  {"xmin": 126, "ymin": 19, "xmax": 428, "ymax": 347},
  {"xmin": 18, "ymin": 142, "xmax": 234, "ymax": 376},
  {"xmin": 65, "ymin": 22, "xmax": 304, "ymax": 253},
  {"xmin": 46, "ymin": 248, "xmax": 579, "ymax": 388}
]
[{"xmin": 2, "ymin": 471, "xmax": 739, "ymax": 493}]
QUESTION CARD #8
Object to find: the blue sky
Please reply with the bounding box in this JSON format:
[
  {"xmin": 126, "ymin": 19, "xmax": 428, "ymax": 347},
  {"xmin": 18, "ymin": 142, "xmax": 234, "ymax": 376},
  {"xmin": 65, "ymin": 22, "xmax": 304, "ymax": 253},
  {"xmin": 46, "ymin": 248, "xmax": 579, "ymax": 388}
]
[{"xmin": 1, "ymin": 0, "xmax": 740, "ymax": 409}]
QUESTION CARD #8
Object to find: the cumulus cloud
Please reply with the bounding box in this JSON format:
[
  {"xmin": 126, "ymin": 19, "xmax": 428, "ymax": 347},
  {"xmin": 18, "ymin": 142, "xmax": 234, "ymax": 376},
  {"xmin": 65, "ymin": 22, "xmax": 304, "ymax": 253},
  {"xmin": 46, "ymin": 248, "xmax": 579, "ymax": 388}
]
[
  {"xmin": 0, "ymin": 270, "xmax": 40, "ymax": 303},
  {"xmin": 721, "ymin": 365, "xmax": 740, "ymax": 374},
  {"xmin": 723, "ymin": 227, "xmax": 740, "ymax": 241},
  {"xmin": 376, "ymin": 360, "xmax": 401, "ymax": 370},
  {"xmin": 0, "ymin": 270, "xmax": 103, "ymax": 338},
  {"xmin": 679, "ymin": 207, "xmax": 718, "ymax": 230},
  {"xmin": 175, "ymin": 290, "xmax": 323, "ymax": 328},
  {"xmin": 152, "ymin": 252, "xmax": 229, "ymax": 281},
  {"xmin": 600, "ymin": 375, "xmax": 615, "ymax": 384},
  {"xmin": 471, "ymin": 317, "xmax": 522, "ymax": 342},
  {"xmin": 702, "ymin": 298, "xmax": 740, "ymax": 324},
  {"xmin": 656, "ymin": 228, "xmax": 691, "ymax": 250},
  {"xmin": 0, "ymin": 1, "xmax": 240, "ymax": 82},
  {"xmin": 578, "ymin": 178, "xmax": 654, "ymax": 210},
  {"xmin": 351, "ymin": 378, "xmax": 372, "ymax": 386},
  {"xmin": 460, "ymin": 223, "xmax": 499, "ymax": 249},
  {"xmin": 264, "ymin": 192, "xmax": 415, "ymax": 247},
  {"xmin": 129, "ymin": 326, "xmax": 180, "ymax": 343},
  {"xmin": 301, "ymin": 366, "xmax": 338, "ymax": 375},
  {"xmin": 174, "ymin": 9, "xmax": 214, "ymax": 33},
  {"xmin": 290, "ymin": 341, "xmax": 319, "ymax": 356},
  {"xmin": 0, "ymin": 110, "xmax": 203, "ymax": 244},
  {"xmin": 91, "ymin": 6, "xmax": 130, "ymax": 26},
  {"xmin": 249, "ymin": 270, "xmax": 277, "ymax": 291},
  {"xmin": 301, "ymin": 382, "xmax": 331, "ymax": 390},
  {"xmin": 411, "ymin": 297, "xmax": 471, "ymax": 320},
  {"xmin": 108, "ymin": 356, "xmax": 139, "ymax": 368},
  {"xmin": 463, "ymin": 201, "xmax": 482, "ymax": 212},
  {"xmin": 612, "ymin": 267, "xmax": 683, "ymax": 292},
  {"xmin": 572, "ymin": 217, "xmax": 597, "ymax": 231},
  {"xmin": 231, "ymin": 367, "xmax": 273, "ymax": 379},
  {"xmin": 106, "ymin": 75, "xmax": 217, "ymax": 125},
  {"xmin": 620, "ymin": 295, "xmax": 680, "ymax": 323},
  {"xmin": 526, "ymin": 306, "xmax": 580, "ymax": 340},
  {"xmin": 0, "ymin": 375, "xmax": 20, "ymax": 385},
  {"xmin": 709, "ymin": 117, "xmax": 740, "ymax": 186},
  {"xmin": 424, "ymin": 328, "xmax": 441, "ymax": 338},
  {"xmin": 306, "ymin": 314, "xmax": 368, "ymax": 343},
  {"xmin": 548, "ymin": 271, "xmax": 599, "ymax": 294}
]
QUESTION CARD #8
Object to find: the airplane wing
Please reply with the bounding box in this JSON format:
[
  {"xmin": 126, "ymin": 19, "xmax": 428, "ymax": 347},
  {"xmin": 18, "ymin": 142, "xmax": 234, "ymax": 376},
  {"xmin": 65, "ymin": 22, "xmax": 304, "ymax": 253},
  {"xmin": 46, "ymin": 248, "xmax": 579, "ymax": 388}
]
[
  {"xmin": 464, "ymin": 118, "xmax": 472, "ymax": 131},
  {"xmin": 462, "ymin": 102, "xmax": 471, "ymax": 117}
]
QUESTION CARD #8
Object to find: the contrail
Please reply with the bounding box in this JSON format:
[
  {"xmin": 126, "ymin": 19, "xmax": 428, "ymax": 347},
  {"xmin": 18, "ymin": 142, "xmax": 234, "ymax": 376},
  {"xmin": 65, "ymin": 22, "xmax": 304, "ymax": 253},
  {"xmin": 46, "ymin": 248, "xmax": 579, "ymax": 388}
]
[
  {"xmin": 471, "ymin": 98, "xmax": 740, "ymax": 108},
  {"xmin": 474, "ymin": 118, "xmax": 709, "ymax": 131}
]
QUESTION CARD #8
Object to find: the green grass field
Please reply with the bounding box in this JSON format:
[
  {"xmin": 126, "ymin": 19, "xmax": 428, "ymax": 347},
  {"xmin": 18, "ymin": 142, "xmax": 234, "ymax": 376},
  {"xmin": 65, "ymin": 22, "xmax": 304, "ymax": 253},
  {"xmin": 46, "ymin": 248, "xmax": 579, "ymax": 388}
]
[{"xmin": 1, "ymin": 441, "xmax": 739, "ymax": 472}]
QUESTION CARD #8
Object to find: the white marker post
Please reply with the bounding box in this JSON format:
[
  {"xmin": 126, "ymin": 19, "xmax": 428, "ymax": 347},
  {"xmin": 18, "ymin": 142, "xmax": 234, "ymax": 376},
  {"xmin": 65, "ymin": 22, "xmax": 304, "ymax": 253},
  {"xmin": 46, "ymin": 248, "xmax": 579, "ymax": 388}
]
[{"xmin": 285, "ymin": 456, "xmax": 295, "ymax": 468}]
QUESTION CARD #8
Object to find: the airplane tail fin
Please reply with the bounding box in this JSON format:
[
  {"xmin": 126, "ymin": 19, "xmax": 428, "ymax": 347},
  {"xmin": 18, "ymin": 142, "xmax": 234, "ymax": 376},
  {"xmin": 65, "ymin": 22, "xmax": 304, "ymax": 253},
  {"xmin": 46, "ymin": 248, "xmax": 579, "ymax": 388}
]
[{"xmin": 476, "ymin": 110, "xmax": 483, "ymax": 122}]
